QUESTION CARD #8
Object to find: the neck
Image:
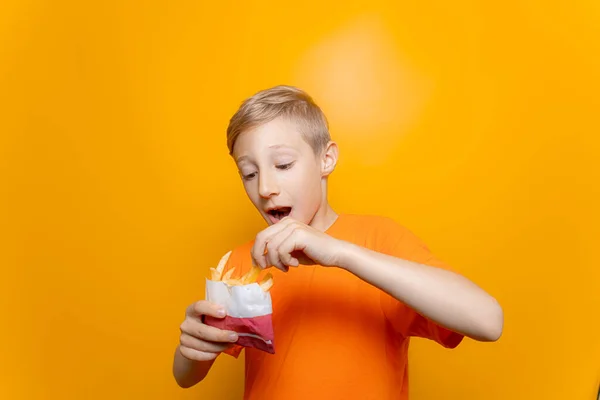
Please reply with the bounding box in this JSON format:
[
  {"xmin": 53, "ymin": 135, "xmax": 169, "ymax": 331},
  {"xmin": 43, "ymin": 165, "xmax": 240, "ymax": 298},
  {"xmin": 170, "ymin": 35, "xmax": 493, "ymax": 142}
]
[
  {"xmin": 310, "ymin": 179, "xmax": 338, "ymax": 232},
  {"xmin": 310, "ymin": 181, "xmax": 338, "ymax": 232},
  {"xmin": 310, "ymin": 202, "xmax": 338, "ymax": 232}
]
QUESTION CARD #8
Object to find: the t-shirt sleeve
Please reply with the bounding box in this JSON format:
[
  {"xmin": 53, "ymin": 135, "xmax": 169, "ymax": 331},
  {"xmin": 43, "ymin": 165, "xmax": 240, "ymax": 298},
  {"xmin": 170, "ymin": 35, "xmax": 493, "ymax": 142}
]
[{"xmin": 377, "ymin": 218, "xmax": 464, "ymax": 349}]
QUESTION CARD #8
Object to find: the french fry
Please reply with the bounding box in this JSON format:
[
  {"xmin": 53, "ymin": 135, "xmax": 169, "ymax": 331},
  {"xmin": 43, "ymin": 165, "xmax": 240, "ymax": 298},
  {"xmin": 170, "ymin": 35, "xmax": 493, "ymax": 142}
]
[
  {"xmin": 210, "ymin": 267, "xmax": 221, "ymax": 281},
  {"xmin": 222, "ymin": 266, "xmax": 236, "ymax": 281},
  {"xmin": 240, "ymin": 265, "xmax": 261, "ymax": 285},
  {"xmin": 258, "ymin": 273, "xmax": 273, "ymax": 292},
  {"xmin": 224, "ymin": 278, "xmax": 243, "ymax": 286},
  {"xmin": 214, "ymin": 250, "xmax": 231, "ymax": 280},
  {"xmin": 210, "ymin": 250, "xmax": 273, "ymax": 292}
]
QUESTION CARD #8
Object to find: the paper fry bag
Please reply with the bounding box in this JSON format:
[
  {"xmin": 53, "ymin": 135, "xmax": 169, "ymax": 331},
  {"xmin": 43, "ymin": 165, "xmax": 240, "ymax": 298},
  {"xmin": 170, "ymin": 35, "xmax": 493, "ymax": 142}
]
[{"xmin": 203, "ymin": 251, "xmax": 275, "ymax": 354}]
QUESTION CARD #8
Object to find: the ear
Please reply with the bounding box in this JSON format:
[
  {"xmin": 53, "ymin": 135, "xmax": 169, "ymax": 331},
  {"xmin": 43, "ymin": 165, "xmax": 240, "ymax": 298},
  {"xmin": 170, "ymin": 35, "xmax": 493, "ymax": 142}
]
[{"xmin": 321, "ymin": 141, "xmax": 339, "ymax": 177}]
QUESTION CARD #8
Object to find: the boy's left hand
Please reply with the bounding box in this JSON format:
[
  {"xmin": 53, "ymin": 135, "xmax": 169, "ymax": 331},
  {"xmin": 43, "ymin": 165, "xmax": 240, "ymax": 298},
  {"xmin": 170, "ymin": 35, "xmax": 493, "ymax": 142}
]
[{"xmin": 251, "ymin": 217, "xmax": 345, "ymax": 271}]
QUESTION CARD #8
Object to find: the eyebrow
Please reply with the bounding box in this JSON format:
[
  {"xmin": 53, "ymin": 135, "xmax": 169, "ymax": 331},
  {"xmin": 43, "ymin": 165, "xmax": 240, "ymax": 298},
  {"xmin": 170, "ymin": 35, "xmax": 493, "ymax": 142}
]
[
  {"xmin": 235, "ymin": 145, "xmax": 297, "ymax": 164},
  {"xmin": 268, "ymin": 144, "xmax": 295, "ymax": 150},
  {"xmin": 236, "ymin": 155, "xmax": 251, "ymax": 164}
]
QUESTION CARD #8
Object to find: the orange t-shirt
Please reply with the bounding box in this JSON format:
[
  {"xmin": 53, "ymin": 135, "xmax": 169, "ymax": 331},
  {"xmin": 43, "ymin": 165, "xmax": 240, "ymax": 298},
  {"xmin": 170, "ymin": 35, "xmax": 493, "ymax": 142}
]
[{"xmin": 220, "ymin": 214, "xmax": 463, "ymax": 400}]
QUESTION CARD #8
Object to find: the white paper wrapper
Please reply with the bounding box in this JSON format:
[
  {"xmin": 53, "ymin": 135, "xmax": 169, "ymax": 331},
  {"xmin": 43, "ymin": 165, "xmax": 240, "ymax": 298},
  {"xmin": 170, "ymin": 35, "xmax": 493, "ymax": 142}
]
[{"xmin": 204, "ymin": 279, "xmax": 275, "ymax": 354}]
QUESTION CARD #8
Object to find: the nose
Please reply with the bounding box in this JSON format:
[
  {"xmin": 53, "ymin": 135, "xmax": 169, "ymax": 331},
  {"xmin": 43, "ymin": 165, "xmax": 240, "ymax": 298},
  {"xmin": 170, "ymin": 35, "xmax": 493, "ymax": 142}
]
[{"xmin": 258, "ymin": 170, "xmax": 280, "ymax": 199}]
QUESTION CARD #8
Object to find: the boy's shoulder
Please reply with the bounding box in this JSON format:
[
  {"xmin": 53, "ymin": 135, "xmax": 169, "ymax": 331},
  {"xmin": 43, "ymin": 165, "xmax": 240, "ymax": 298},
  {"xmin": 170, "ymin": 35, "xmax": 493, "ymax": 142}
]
[
  {"xmin": 337, "ymin": 212, "xmax": 400, "ymax": 226},
  {"xmin": 335, "ymin": 213, "xmax": 434, "ymax": 254},
  {"xmin": 334, "ymin": 212, "xmax": 415, "ymax": 236}
]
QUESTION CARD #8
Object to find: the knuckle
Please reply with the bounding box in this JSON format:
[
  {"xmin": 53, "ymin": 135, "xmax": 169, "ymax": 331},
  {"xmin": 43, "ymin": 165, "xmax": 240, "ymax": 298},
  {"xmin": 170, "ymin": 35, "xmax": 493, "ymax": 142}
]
[
  {"xmin": 196, "ymin": 324, "xmax": 207, "ymax": 339},
  {"xmin": 180, "ymin": 333, "xmax": 189, "ymax": 346},
  {"xmin": 192, "ymin": 300, "xmax": 204, "ymax": 314},
  {"xmin": 179, "ymin": 320, "xmax": 188, "ymax": 333},
  {"xmin": 287, "ymin": 227, "xmax": 299, "ymax": 237},
  {"xmin": 279, "ymin": 240, "xmax": 291, "ymax": 252}
]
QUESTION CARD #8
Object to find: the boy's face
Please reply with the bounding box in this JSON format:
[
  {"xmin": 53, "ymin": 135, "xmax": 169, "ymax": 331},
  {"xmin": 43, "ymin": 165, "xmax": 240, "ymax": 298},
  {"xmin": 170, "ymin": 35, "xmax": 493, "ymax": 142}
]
[{"xmin": 232, "ymin": 117, "xmax": 334, "ymax": 227}]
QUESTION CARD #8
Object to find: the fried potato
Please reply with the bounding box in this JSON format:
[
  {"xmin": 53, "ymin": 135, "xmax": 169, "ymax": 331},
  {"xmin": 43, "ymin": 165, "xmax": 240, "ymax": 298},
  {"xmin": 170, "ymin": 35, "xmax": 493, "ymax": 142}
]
[
  {"xmin": 214, "ymin": 250, "xmax": 231, "ymax": 280},
  {"xmin": 258, "ymin": 273, "xmax": 273, "ymax": 292},
  {"xmin": 222, "ymin": 266, "xmax": 236, "ymax": 281},
  {"xmin": 240, "ymin": 265, "xmax": 261, "ymax": 285},
  {"xmin": 209, "ymin": 250, "xmax": 273, "ymax": 292}
]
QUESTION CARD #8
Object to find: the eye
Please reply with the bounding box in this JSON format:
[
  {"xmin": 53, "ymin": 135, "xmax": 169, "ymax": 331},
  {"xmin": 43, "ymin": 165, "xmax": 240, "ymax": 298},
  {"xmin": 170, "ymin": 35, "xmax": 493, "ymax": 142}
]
[
  {"xmin": 242, "ymin": 171, "xmax": 257, "ymax": 181},
  {"xmin": 276, "ymin": 162, "xmax": 294, "ymax": 170}
]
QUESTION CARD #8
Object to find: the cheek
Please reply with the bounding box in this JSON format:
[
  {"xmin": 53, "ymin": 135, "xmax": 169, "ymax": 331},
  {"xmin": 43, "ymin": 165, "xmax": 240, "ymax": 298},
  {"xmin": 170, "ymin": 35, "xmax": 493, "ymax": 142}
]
[
  {"xmin": 243, "ymin": 181, "xmax": 260, "ymax": 204},
  {"xmin": 289, "ymin": 165, "xmax": 322, "ymax": 199}
]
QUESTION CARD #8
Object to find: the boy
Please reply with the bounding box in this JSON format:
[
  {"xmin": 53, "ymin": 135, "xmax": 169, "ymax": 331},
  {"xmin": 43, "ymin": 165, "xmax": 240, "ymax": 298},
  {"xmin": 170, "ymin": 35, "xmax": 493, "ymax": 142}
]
[{"xmin": 173, "ymin": 85, "xmax": 503, "ymax": 399}]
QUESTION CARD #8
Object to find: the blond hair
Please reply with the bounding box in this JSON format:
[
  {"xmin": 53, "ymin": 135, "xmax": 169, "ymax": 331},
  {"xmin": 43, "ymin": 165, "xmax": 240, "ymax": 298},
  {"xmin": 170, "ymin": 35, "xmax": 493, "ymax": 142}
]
[{"xmin": 226, "ymin": 85, "xmax": 330, "ymax": 155}]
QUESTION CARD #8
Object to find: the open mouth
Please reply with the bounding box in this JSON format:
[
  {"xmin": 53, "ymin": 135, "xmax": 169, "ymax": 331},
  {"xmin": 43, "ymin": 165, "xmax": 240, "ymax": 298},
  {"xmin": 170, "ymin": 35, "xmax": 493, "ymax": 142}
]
[{"xmin": 267, "ymin": 207, "xmax": 292, "ymax": 223}]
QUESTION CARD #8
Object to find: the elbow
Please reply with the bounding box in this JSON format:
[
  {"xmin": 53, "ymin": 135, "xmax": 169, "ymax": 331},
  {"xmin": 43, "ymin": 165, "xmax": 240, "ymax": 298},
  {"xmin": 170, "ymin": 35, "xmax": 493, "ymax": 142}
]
[
  {"xmin": 173, "ymin": 373, "xmax": 192, "ymax": 389},
  {"xmin": 174, "ymin": 375, "xmax": 202, "ymax": 389},
  {"xmin": 173, "ymin": 368, "xmax": 204, "ymax": 389},
  {"xmin": 177, "ymin": 382, "xmax": 195, "ymax": 390},
  {"xmin": 174, "ymin": 378, "xmax": 192, "ymax": 389},
  {"xmin": 478, "ymin": 299, "xmax": 504, "ymax": 342}
]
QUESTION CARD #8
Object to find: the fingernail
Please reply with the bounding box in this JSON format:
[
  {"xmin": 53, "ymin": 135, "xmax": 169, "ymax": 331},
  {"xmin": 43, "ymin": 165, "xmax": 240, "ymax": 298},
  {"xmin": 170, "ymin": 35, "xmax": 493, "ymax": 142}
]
[
  {"xmin": 229, "ymin": 333, "xmax": 238, "ymax": 341},
  {"xmin": 217, "ymin": 309, "xmax": 226, "ymax": 317}
]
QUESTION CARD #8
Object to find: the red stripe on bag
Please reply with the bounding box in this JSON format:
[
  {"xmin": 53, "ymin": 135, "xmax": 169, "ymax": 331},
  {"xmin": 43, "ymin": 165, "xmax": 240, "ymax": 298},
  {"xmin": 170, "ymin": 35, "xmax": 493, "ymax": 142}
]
[{"xmin": 204, "ymin": 314, "xmax": 275, "ymax": 354}]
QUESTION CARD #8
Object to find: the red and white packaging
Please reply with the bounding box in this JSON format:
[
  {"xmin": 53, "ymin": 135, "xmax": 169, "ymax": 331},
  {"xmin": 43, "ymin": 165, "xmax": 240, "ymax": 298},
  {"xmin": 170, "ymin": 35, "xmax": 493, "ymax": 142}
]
[{"xmin": 203, "ymin": 278, "xmax": 275, "ymax": 354}]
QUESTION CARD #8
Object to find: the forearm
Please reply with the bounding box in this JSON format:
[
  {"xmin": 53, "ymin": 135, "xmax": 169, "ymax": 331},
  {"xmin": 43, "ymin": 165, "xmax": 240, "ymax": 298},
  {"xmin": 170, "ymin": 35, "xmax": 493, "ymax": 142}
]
[
  {"xmin": 338, "ymin": 242, "xmax": 503, "ymax": 342},
  {"xmin": 173, "ymin": 346, "xmax": 215, "ymax": 388}
]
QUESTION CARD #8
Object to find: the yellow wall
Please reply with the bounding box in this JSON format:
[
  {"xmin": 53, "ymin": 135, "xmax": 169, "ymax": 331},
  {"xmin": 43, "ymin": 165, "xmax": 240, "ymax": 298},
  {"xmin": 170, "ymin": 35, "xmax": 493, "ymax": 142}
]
[{"xmin": 1, "ymin": 1, "xmax": 599, "ymax": 399}]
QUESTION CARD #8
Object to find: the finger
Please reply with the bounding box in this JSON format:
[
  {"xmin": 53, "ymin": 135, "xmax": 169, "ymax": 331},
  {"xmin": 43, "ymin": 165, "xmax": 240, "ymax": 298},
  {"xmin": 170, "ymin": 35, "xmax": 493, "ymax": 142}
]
[
  {"xmin": 266, "ymin": 224, "xmax": 297, "ymax": 271},
  {"xmin": 251, "ymin": 231, "xmax": 271, "ymax": 269},
  {"xmin": 181, "ymin": 319, "xmax": 238, "ymax": 343},
  {"xmin": 252, "ymin": 227, "xmax": 281, "ymax": 268},
  {"xmin": 252, "ymin": 220, "xmax": 292, "ymax": 268},
  {"xmin": 189, "ymin": 300, "xmax": 226, "ymax": 319},
  {"xmin": 266, "ymin": 247, "xmax": 288, "ymax": 272},
  {"xmin": 180, "ymin": 332, "xmax": 232, "ymax": 353},
  {"xmin": 278, "ymin": 230, "xmax": 306, "ymax": 267},
  {"xmin": 291, "ymin": 250, "xmax": 315, "ymax": 265},
  {"xmin": 251, "ymin": 242, "xmax": 267, "ymax": 270},
  {"xmin": 178, "ymin": 345, "xmax": 218, "ymax": 362}
]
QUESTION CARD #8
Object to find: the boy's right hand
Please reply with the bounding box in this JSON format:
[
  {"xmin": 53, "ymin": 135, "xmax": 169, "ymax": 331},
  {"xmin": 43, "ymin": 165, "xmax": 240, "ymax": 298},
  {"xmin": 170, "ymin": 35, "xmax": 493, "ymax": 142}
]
[{"xmin": 178, "ymin": 300, "xmax": 238, "ymax": 362}]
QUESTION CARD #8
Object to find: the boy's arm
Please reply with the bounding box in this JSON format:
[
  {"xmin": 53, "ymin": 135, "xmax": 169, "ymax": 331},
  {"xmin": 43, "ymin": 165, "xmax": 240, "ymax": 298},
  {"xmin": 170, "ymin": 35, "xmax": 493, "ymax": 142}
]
[
  {"xmin": 173, "ymin": 300, "xmax": 240, "ymax": 388},
  {"xmin": 338, "ymin": 241, "xmax": 503, "ymax": 342},
  {"xmin": 173, "ymin": 347, "xmax": 216, "ymax": 388},
  {"xmin": 251, "ymin": 217, "xmax": 503, "ymax": 343}
]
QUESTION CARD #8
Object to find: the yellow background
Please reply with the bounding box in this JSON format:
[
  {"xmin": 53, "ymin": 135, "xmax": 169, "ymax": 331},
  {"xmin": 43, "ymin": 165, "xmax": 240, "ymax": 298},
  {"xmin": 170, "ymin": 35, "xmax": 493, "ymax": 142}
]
[{"xmin": 1, "ymin": 1, "xmax": 599, "ymax": 399}]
